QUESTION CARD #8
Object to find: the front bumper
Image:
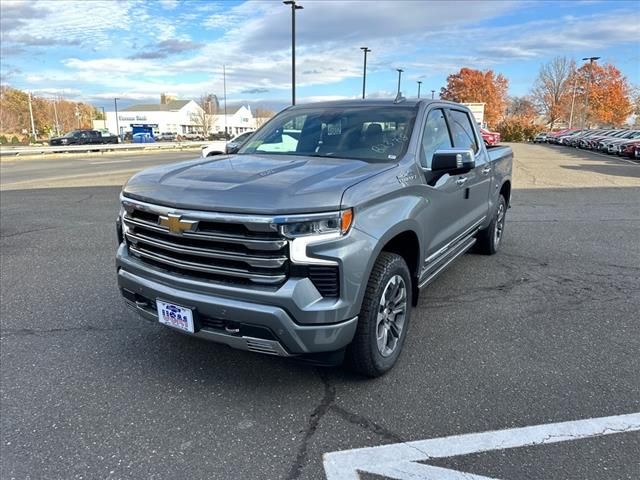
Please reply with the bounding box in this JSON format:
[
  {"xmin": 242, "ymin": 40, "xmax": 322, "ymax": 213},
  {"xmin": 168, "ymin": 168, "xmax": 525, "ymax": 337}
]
[{"xmin": 116, "ymin": 243, "xmax": 365, "ymax": 356}]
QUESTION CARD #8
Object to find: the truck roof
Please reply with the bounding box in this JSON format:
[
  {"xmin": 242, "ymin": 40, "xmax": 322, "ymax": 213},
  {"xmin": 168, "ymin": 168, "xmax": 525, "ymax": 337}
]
[{"xmin": 286, "ymin": 98, "xmax": 463, "ymax": 109}]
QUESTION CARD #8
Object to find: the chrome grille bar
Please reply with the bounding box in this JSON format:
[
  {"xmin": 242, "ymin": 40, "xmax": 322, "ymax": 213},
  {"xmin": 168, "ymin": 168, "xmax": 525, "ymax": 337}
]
[
  {"xmin": 125, "ymin": 231, "xmax": 287, "ymax": 268},
  {"xmin": 129, "ymin": 245, "xmax": 286, "ymax": 284},
  {"xmin": 123, "ymin": 215, "xmax": 287, "ymax": 251}
]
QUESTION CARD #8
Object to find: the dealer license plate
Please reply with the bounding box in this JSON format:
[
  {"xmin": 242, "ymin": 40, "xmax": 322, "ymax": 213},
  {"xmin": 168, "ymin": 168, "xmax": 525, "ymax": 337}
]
[{"xmin": 156, "ymin": 300, "xmax": 194, "ymax": 333}]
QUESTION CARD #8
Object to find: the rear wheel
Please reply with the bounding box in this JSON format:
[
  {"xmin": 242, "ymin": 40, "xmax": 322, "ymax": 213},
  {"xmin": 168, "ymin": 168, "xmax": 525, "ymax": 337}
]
[
  {"xmin": 476, "ymin": 194, "xmax": 507, "ymax": 255},
  {"xmin": 345, "ymin": 252, "xmax": 412, "ymax": 377}
]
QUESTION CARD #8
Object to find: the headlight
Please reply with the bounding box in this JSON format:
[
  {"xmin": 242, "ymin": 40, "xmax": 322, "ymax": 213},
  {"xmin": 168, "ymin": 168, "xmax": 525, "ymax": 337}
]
[{"xmin": 280, "ymin": 209, "xmax": 353, "ymax": 238}]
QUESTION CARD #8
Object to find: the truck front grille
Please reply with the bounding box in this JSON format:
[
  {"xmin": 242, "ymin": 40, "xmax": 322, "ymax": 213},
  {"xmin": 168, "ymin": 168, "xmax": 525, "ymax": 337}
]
[{"xmin": 122, "ymin": 199, "xmax": 289, "ymax": 286}]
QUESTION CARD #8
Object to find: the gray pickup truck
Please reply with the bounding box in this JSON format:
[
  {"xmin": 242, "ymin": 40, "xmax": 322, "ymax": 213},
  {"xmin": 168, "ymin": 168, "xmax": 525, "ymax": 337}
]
[{"xmin": 116, "ymin": 99, "xmax": 512, "ymax": 376}]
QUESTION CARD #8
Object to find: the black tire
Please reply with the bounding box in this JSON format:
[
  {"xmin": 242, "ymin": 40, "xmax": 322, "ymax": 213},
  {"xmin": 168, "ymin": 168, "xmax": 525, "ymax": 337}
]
[
  {"xmin": 476, "ymin": 194, "xmax": 507, "ymax": 255},
  {"xmin": 345, "ymin": 252, "xmax": 412, "ymax": 377}
]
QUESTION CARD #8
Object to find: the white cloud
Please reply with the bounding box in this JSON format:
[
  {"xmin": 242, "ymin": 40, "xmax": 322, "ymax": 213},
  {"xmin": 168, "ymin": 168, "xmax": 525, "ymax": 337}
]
[{"xmin": 5, "ymin": 0, "xmax": 639, "ymax": 104}]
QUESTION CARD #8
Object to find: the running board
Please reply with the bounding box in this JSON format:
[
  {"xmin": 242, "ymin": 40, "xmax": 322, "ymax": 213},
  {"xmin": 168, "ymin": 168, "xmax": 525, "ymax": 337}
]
[{"xmin": 418, "ymin": 237, "xmax": 476, "ymax": 289}]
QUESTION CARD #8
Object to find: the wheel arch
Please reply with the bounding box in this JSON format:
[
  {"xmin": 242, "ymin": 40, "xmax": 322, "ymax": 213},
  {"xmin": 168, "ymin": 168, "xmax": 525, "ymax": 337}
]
[{"xmin": 500, "ymin": 180, "xmax": 511, "ymax": 206}]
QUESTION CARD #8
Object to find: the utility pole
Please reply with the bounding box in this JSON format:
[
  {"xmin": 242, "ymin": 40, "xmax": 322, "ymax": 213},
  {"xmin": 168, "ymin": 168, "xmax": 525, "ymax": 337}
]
[
  {"xmin": 360, "ymin": 47, "xmax": 371, "ymax": 99},
  {"xmin": 581, "ymin": 56, "xmax": 600, "ymax": 128},
  {"xmin": 431, "ymin": 90, "xmax": 435, "ymax": 100},
  {"xmin": 283, "ymin": 0, "xmax": 303, "ymax": 105},
  {"xmin": 568, "ymin": 78, "xmax": 578, "ymax": 129},
  {"xmin": 28, "ymin": 92, "xmax": 36, "ymax": 143},
  {"xmin": 396, "ymin": 68, "xmax": 403, "ymax": 97},
  {"xmin": 223, "ymin": 64, "xmax": 228, "ymax": 138},
  {"xmin": 75, "ymin": 104, "xmax": 81, "ymax": 129},
  {"xmin": 114, "ymin": 98, "xmax": 120, "ymax": 138},
  {"xmin": 52, "ymin": 98, "xmax": 60, "ymax": 136},
  {"xmin": 417, "ymin": 81, "xmax": 422, "ymax": 98}
]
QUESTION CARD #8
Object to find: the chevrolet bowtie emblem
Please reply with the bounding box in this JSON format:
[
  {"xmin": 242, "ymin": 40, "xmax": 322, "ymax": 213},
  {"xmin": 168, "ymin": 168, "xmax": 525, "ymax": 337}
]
[{"xmin": 158, "ymin": 213, "xmax": 198, "ymax": 234}]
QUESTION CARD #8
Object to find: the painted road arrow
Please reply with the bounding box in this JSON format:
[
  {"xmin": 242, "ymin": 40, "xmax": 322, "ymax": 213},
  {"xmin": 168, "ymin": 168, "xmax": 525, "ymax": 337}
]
[{"xmin": 323, "ymin": 412, "xmax": 640, "ymax": 479}]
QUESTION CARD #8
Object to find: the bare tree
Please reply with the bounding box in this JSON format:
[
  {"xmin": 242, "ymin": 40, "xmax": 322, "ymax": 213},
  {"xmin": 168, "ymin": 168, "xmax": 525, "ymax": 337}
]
[
  {"xmin": 254, "ymin": 108, "xmax": 274, "ymax": 128},
  {"xmin": 195, "ymin": 93, "xmax": 216, "ymax": 136},
  {"xmin": 531, "ymin": 56, "xmax": 576, "ymax": 129}
]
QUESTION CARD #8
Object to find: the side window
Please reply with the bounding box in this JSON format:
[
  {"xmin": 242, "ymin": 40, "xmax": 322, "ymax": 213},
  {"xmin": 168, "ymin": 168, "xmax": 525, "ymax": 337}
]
[
  {"xmin": 448, "ymin": 110, "xmax": 479, "ymax": 153},
  {"xmin": 420, "ymin": 109, "xmax": 452, "ymax": 168}
]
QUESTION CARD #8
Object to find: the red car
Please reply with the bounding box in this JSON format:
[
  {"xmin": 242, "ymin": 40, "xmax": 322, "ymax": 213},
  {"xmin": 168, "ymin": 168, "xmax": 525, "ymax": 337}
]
[
  {"xmin": 480, "ymin": 127, "xmax": 500, "ymax": 146},
  {"xmin": 621, "ymin": 140, "xmax": 640, "ymax": 158}
]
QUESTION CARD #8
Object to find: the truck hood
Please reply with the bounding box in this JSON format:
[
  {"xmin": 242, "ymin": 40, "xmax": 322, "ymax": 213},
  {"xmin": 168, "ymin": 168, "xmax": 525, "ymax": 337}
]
[{"xmin": 122, "ymin": 154, "xmax": 394, "ymax": 214}]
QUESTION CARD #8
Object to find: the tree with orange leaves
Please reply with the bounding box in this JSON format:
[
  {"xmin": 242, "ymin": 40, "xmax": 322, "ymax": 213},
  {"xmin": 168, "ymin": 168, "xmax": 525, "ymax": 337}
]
[
  {"xmin": 572, "ymin": 62, "xmax": 633, "ymax": 127},
  {"xmin": 440, "ymin": 68, "xmax": 508, "ymax": 128}
]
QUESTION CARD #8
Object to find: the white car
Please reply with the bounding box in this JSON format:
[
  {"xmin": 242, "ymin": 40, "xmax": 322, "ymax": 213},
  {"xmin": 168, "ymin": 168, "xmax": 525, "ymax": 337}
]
[{"xmin": 201, "ymin": 131, "xmax": 255, "ymax": 157}]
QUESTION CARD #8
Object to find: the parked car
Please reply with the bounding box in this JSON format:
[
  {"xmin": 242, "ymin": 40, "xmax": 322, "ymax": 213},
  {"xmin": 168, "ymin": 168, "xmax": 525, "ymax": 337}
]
[
  {"xmin": 200, "ymin": 140, "xmax": 227, "ymax": 157},
  {"xmin": 200, "ymin": 131, "xmax": 256, "ymax": 157},
  {"xmin": 604, "ymin": 131, "xmax": 640, "ymax": 154},
  {"xmin": 546, "ymin": 129, "xmax": 577, "ymax": 144},
  {"xmin": 156, "ymin": 132, "xmax": 177, "ymax": 142},
  {"xmin": 116, "ymin": 99, "xmax": 513, "ymax": 377},
  {"xmin": 180, "ymin": 133, "xmax": 206, "ymax": 141},
  {"xmin": 620, "ymin": 140, "xmax": 640, "ymax": 158},
  {"xmin": 49, "ymin": 129, "xmax": 119, "ymax": 146},
  {"xmin": 480, "ymin": 127, "xmax": 500, "ymax": 146},
  {"xmin": 597, "ymin": 130, "xmax": 637, "ymax": 153},
  {"xmin": 533, "ymin": 132, "xmax": 548, "ymax": 143},
  {"xmin": 225, "ymin": 131, "xmax": 255, "ymax": 154}
]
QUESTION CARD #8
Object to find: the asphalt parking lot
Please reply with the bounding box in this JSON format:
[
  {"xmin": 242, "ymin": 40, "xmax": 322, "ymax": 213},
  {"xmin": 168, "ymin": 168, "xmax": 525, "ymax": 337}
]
[{"xmin": 1, "ymin": 144, "xmax": 639, "ymax": 479}]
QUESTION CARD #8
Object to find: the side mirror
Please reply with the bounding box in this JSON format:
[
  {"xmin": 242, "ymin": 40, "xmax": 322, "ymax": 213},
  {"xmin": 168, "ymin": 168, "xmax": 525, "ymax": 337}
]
[
  {"xmin": 431, "ymin": 149, "xmax": 475, "ymax": 174},
  {"xmin": 226, "ymin": 144, "xmax": 240, "ymax": 154}
]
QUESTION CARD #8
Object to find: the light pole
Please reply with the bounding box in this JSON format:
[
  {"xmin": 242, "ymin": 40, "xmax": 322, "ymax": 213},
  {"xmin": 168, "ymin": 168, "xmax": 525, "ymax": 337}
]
[
  {"xmin": 283, "ymin": 0, "xmax": 303, "ymax": 105},
  {"xmin": 568, "ymin": 78, "xmax": 578, "ymax": 129},
  {"xmin": 431, "ymin": 90, "xmax": 435, "ymax": 100},
  {"xmin": 581, "ymin": 56, "xmax": 600, "ymax": 128},
  {"xmin": 396, "ymin": 68, "xmax": 403, "ymax": 97},
  {"xmin": 27, "ymin": 92, "xmax": 36, "ymax": 142},
  {"xmin": 52, "ymin": 98, "xmax": 60, "ymax": 136},
  {"xmin": 114, "ymin": 97, "xmax": 120, "ymax": 138},
  {"xmin": 360, "ymin": 47, "xmax": 371, "ymax": 99},
  {"xmin": 417, "ymin": 81, "xmax": 422, "ymax": 99},
  {"xmin": 223, "ymin": 64, "xmax": 228, "ymax": 138}
]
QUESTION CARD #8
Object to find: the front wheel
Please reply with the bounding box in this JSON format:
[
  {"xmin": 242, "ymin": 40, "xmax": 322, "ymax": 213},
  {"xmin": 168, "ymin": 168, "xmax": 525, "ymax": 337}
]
[
  {"xmin": 476, "ymin": 194, "xmax": 507, "ymax": 255},
  {"xmin": 345, "ymin": 252, "xmax": 412, "ymax": 377}
]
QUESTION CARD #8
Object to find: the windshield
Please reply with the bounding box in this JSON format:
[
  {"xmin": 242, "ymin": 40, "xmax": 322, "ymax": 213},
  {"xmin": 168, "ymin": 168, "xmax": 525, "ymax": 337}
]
[{"xmin": 238, "ymin": 106, "xmax": 418, "ymax": 162}]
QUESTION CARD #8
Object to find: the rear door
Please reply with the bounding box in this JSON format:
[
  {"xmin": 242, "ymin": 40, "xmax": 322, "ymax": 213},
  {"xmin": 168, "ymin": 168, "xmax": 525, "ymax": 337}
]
[{"xmin": 445, "ymin": 108, "xmax": 492, "ymax": 230}]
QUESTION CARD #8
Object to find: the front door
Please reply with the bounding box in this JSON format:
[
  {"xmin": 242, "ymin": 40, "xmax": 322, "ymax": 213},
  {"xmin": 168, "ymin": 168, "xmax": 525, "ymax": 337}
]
[
  {"xmin": 445, "ymin": 108, "xmax": 492, "ymax": 231},
  {"xmin": 416, "ymin": 107, "xmax": 472, "ymax": 260}
]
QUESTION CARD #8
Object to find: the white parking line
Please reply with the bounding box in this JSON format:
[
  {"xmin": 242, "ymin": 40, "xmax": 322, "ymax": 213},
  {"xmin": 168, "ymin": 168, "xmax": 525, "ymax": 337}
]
[
  {"xmin": 89, "ymin": 159, "xmax": 133, "ymax": 165},
  {"xmin": 323, "ymin": 412, "xmax": 640, "ymax": 479}
]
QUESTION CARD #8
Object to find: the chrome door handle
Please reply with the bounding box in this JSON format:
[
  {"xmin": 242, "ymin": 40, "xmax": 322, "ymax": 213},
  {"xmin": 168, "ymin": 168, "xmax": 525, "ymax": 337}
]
[
  {"xmin": 482, "ymin": 167, "xmax": 492, "ymax": 175},
  {"xmin": 456, "ymin": 177, "xmax": 468, "ymax": 186}
]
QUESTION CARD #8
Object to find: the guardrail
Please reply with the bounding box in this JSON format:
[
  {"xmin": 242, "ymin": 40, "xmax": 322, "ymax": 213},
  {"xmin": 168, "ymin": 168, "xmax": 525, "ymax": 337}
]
[{"xmin": 0, "ymin": 141, "xmax": 208, "ymax": 157}]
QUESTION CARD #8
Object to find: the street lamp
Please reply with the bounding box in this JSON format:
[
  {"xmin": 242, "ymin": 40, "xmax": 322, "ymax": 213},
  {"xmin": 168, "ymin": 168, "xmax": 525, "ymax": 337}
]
[
  {"xmin": 360, "ymin": 47, "xmax": 371, "ymax": 99},
  {"xmin": 417, "ymin": 80, "xmax": 422, "ymax": 99},
  {"xmin": 581, "ymin": 56, "xmax": 600, "ymax": 128},
  {"xmin": 396, "ymin": 68, "xmax": 403, "ymax": 97},
  {"xmin": 283, "ymin": 0, "xmax": 303, "ymax": 106},
  {"xmin": 114, "ymin": 97, "xmax": 120, "ymax": 138},
  {"xmin": 431, "ymin": 90, "xmax": 435, "ymax": 100}
]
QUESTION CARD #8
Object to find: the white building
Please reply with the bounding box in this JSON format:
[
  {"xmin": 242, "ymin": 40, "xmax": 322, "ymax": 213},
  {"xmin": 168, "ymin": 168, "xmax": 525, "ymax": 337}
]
[
  {"xmin": 105, "ymin": 99, "xmax": 205, "ymax": 137},
  {"xmin": 210, "ymin": 106, "xmax": 257, "ymax": 136},
  {"xmin": 104, "ymin": 99, "xmax": 257, "ymax": 138}
]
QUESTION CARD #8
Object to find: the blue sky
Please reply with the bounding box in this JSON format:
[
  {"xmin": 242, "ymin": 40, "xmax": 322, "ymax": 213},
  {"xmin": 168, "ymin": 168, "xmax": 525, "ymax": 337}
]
[{"xmin": 1, "ymin": 0, "xmax": 639, "ymax": 111}]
